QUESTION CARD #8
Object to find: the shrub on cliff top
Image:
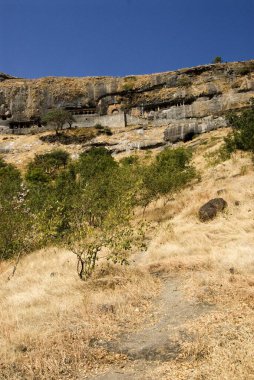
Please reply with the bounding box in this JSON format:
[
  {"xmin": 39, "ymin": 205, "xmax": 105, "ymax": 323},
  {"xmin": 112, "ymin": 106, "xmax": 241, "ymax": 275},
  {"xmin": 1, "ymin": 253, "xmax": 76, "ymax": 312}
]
[{"xmin": 212, "ymin": 56, "xmax": 223, "ymax": 64}]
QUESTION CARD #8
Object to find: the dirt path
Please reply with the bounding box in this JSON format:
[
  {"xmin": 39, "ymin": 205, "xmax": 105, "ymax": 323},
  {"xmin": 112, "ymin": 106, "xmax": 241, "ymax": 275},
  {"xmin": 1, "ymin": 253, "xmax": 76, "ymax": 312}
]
[{"xmin": 88, "ymin": 277, "xmax": 214, "ymax": 379}]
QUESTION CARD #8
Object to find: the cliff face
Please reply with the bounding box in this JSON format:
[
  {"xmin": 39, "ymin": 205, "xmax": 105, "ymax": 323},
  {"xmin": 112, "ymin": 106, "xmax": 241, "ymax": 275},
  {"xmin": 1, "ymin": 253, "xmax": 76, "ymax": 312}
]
[{"xmin": 0, "ymin": 60, "xmax": 254, "ymax": 141}]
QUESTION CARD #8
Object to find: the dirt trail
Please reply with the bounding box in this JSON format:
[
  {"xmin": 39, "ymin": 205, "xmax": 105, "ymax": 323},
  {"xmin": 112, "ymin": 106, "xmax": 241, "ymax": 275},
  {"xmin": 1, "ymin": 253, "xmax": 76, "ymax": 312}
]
[{"xmin": 88, "ymin": 276, "xmax": 214, "ymax": 380}]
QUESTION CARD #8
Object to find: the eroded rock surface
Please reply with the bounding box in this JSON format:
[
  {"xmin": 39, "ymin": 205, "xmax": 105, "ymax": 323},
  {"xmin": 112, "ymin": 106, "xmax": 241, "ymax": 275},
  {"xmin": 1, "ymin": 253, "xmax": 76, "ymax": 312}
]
[{"xmin": 0, "ymin": 60, "xmax": 254, "ymax": 141}]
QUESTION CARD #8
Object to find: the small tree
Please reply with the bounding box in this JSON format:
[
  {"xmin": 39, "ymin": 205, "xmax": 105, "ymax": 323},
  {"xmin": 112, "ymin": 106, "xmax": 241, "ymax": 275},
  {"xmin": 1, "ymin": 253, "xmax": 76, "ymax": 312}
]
[
  {"xmin": 212, "ymin": 56, "xmax": 223, "ymax": 64},
  {"xmin": 42, "ymin": 109, "xmax": 75, "ymax": 134}
]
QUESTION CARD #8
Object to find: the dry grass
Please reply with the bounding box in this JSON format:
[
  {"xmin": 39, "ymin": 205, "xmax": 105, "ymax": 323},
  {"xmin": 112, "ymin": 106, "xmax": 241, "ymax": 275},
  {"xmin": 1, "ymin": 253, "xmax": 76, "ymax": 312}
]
[
  {"xmin": 1, "ymin": 128, "xmax": 254, "ymax": 379},
  {"xmin": 134, "ymin": 130, "xmax": 254, "ymax": 379},
  {"xmin": 0, "ymin": 248, "xmax": 159, "ymax": 379}
]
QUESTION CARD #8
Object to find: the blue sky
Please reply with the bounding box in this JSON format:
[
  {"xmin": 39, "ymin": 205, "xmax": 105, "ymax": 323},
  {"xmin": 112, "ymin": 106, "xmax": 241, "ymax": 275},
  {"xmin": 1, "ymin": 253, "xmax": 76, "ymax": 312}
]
[{"xmin": 0, "ymin": 0, "xmax": 253, "ymax": 78}]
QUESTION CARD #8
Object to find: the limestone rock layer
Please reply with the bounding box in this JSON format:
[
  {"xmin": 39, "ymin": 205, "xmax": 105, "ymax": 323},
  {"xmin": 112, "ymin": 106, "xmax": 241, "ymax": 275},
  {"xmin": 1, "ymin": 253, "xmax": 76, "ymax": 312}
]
[{"xmin": 0, "ymin": 60, "xmax": 254, "ymax": 141}]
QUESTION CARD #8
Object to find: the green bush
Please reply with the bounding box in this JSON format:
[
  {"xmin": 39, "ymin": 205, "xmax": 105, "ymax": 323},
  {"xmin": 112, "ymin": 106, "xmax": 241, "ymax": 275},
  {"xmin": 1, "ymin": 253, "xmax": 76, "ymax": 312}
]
[
  {"xmin": 122, "ymin": 76, "xmax": 137, "ymax": 91},
  {"xmin": 141, "ymin": 147, "xmax": 196, "ymax": 205},
  {"xmin": 234, "ymin": 63, "xmax": 254, "ymax": 76},
  {"xmin": 26, "ymin": 150, "xmax": 70, "ymax": 182},
  {"xmin": 0, "ymin": 158, "xmax": 32, "ymax": 260},
  {"xmin": 0, "ymin": 145, "xmax": 198, "ymax": 279},
  {"xmin": 225, "ymin": 100, "xmax": 254, "ymax": 153},
  {"xmin": 120, "ymin": 155, "xmax": 139, "ymax": 166},
  {"xmin": 212, "ymin": 56, "xmax": 223, "ymax": 64},
  {"xmin": 176, "ymin": 75, "xmax": 192, "ymax": 88},
  {"xmin": 94, "ymin": 123, "xmax": 104, "ymax": 130}
]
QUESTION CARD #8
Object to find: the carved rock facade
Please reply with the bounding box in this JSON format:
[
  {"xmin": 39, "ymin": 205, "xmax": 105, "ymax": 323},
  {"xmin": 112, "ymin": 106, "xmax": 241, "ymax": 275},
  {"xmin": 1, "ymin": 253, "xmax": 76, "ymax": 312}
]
[{"xmin": 0, "ymin": 61, "xmax": 254, "ymax": 140}]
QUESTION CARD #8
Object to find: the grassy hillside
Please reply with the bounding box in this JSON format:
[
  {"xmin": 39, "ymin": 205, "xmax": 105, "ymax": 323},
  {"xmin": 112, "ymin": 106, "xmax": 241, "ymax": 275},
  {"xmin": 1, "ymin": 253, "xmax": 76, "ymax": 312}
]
[{"xmin": 0, "ymin": 128, "xmax": 254, "ymax": 379}]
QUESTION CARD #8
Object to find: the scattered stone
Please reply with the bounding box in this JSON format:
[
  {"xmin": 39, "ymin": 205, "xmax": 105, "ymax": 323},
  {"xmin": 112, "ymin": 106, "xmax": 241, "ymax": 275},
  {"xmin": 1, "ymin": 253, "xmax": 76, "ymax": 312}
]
[
  {"xmin": 97, "ymin": 304, "xmax": 115, "ymax": 314},
  {"xmin": 217, "ymin": 189, "xmax": 226, "ymax": 195},
  {"xmin": 235, "ymin": 200, "xmax": 240, "ymax": 206},
  {"xmin": 15, "ymin": 344, "xmax": 28, "ymax": 353},
  {"xmin": 199, "ymin": 198, "xmax": 227, "ymax": 222}
]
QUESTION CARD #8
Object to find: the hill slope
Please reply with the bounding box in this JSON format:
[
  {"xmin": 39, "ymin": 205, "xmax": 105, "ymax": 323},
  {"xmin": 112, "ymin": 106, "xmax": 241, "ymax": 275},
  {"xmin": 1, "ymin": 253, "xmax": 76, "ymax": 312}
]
[{"xmin": 1, "ymin": 128, "xmax": 253, "ymax": 379}]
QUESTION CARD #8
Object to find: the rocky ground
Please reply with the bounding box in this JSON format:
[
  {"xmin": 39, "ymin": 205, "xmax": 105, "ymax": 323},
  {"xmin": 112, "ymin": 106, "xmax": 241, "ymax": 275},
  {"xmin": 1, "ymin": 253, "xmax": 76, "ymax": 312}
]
[
  {"xmin": 89, "ymin": 276, "xmax": 214, "ymax": 380},
  {"xmin": 0, "ymin": 124, "xmax": 169, "ymax": 170}
]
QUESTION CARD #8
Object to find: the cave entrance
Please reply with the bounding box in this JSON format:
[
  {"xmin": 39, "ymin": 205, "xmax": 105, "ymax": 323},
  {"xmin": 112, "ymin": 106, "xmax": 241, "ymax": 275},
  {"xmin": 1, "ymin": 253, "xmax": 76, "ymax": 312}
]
[{"xmin": 183, "ymin": 130, "xmax": 196, "ymax": 142}]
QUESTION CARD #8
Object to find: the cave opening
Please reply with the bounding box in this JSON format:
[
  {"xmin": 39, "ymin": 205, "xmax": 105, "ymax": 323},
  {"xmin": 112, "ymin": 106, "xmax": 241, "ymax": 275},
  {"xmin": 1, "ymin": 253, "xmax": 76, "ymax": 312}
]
[{"xmin": 183, "ymin": 130, "xmax": 196, "ymax": 142}]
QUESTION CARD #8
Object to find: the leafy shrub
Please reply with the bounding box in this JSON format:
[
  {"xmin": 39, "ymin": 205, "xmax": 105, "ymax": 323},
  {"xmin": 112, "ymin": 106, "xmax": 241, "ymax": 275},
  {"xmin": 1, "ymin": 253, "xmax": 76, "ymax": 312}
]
[
  {"xmin": 103, "ymin": 127, "xmax": 113, "ymax": 136},
  {"xmin": 94, "ymin": 123, "xmax": 104, "ymax": 130},
  {"xmin": 176, "ymin": 75, "xmax": 192, "ymax": 88},
  {"xmin": 0, "ymin": 145, "xmax": 198, "ymax": 279},
  {"xmin": 225, "ymin": 100, "xmax": 254, "ymax": 153},
  {"xmin": 120, "ymin": 155, "xmax": 139, "ymax": 166},
  {"xmin": 122, "ymin": 76, "xmax": 137, "ymax": 91},
  {"xmin": 0, "ymin": 159, "xmax": 31, "ymax": 259},
  {"xmin": 26, "ymin": 150, "xmax": 70, "ymax": 182},
  {"xmin": 234, "ymin": 63, "xmax": 254, "ymax": 76},
  {"xmin": 141, "ymin": 147, "xmax": 196, "ymax": 205},
  {"xmin": 212, "ymin": 56, "xmax": 223, "ymax": 64}
]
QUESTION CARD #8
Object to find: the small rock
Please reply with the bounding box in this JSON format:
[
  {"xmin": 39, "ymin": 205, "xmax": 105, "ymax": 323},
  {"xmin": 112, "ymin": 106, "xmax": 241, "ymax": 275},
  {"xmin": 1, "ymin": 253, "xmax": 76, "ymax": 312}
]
[
  {"xmin": 199, "ymin": 198, "xmax": 227, "ymax": 222},
  {"xmin": 234, "ymin": 200, "xmax": 240, "ymax": 206},
  {"xmin": 217, "ymin": 189, "xmax": 226, "ymax": 195},
  {"xmin": 15, "ymin": 344, "xmax": 28, "ymax": 353},
  {"xmin": 97, "ymin": 304, "xmax": 115, "ymax": 314}
]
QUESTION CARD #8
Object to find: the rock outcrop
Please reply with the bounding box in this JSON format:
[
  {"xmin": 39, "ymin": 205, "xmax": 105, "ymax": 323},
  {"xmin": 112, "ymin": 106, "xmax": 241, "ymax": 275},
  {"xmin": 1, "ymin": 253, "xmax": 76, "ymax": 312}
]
[
  {"xmin": 0, "ymin": 60, "xmax": 254, "ymax": 140},
  {"xmin": 0, "ymin": 73, "xmax": 18, "ymax": 82}
]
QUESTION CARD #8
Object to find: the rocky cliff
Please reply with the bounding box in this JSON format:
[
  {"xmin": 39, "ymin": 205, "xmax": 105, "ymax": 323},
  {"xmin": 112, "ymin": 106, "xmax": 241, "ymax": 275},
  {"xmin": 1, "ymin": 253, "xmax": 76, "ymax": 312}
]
[{"xmin": 0, "ymin": 60, "xmax": 254, "ymax": 141}]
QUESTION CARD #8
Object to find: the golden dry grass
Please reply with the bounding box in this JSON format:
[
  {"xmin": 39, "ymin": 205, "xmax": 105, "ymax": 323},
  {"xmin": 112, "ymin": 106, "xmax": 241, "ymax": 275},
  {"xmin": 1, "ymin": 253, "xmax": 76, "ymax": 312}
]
[
  {"xmin": 0, "ymin": 248, "xmax": 159, "ymax": 379},
  {"xmin": 1, "ymin": 128, "xmax": 254, "ymax": 379},
  {"xmin": 133, "ymin": 130, "xmax": 254, "ymax": 379}
]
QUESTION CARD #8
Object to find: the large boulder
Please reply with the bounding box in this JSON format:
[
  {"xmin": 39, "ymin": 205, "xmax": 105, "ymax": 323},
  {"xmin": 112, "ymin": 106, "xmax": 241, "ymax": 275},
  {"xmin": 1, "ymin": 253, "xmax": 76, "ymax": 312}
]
[{"xmin": 199, "ymin": 198, "xmax": 227, "ymax": 222}]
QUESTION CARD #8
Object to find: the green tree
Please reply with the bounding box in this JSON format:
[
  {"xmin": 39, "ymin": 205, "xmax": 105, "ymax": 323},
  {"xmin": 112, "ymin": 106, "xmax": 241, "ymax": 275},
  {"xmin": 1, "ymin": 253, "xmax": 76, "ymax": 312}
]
[
  {"xmin": 42, "ymin": 109, "xmax": 75, "ymax": 134},
  {"xmin": 212, "ymin": 56, "xmax": 223, "ymax": 64}
]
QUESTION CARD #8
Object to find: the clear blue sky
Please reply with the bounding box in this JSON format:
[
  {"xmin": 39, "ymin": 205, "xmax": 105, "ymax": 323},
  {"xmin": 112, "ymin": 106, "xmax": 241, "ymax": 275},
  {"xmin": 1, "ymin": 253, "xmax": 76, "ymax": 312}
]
[{"xmin": 0, "ymin": 0, "xmax": 253, "ymax": 78}]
